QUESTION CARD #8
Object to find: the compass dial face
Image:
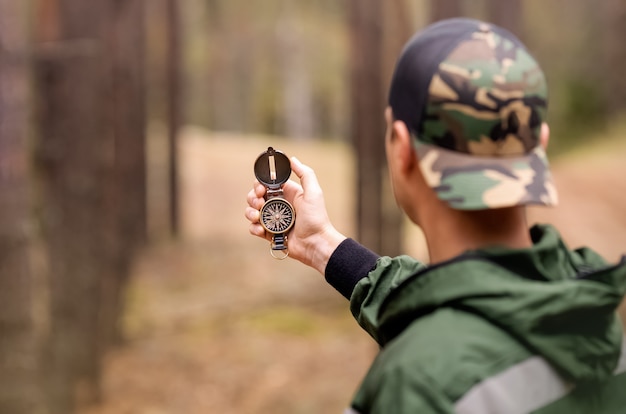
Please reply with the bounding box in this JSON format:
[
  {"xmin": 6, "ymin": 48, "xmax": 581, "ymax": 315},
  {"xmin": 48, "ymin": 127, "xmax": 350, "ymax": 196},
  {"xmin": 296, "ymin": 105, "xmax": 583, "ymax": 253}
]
[{"xmin": 260, "ymin": 198, "xmax": 295, "ymax": 234}]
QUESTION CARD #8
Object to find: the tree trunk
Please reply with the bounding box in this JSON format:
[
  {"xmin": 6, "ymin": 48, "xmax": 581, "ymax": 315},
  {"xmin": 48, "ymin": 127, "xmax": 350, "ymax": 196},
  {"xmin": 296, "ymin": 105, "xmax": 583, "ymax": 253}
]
[
  {"xmin": 488, "ymin": 0, "xmax": 524, "ymax": 39},
  {"xmin": 380, "ymin": 0, "xmax": 415, "ymax": 257},
  {"xmin": 166, "ymin": 0, "xmax": 181, "ymax": 237},
  {"xmin": 0, "ymin": 2, "xmax": 45, "ymax": 412},
  {"xmin": 99, "ymin": 0, "xmax": 147, "ymax": 350},
  {"xmin": 34, "ymin": 0, "xmax": 147, "ymax": 410},
  {"xmin": 430, "ymin": 0, "xmax": 462, "ymax": 22},
  {"xmin": 276, "ymin": 4, "xmax": 314, "ymax": 140},
  {"xmin": 349, "ymin": 0, "xmax": 386, "ymax": 253},
  {"xmin": 601, "ymin": 0, "xmax": 626, "ymax": 115},
  {"xmin": 33, "ymin": 0, "xmax": 110, "ymax": 410}
]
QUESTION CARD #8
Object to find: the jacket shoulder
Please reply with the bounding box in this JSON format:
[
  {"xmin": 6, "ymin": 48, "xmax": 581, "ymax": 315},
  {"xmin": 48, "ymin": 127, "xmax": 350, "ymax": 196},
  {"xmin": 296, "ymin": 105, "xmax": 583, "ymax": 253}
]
[{"xmin": 375, "ymin": 307, "xmax": 533, "ymax": 402}]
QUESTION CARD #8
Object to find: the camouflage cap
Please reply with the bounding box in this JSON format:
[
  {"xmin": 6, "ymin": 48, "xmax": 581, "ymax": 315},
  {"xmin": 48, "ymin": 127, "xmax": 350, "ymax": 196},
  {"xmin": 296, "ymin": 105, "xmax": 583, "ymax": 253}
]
[{"xmin": 389, "ymin": 18, "xmax": 558, "ymax": 210}]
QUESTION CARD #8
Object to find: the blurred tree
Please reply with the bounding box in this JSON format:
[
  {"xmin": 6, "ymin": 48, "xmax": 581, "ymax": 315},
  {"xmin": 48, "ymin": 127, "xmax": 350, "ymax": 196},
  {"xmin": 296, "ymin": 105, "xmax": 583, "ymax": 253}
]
[
  {"xmin": 276, "ymin": 2, "xmax": 314, "ymax": 140},
  {"xmin": 201, "ymin": 0, "xmax": 347, "ymax": 139},
  {"xmin": 431, "ymin": 0, "xmax": 462, "ymax": 21},
  {"xmin": 34, "ymin": 0, "xmax": 107, "ymax": 410},
  {"xmin": 349, "ymin": 0, "xmax": 408, "ymax": 256},
  {"xmin": 166, "ymin": 0, "xmax": 181, "ymax": 236},
  {"xmin": 488, "ymin": 0, "xmax": 524, "ymax": 39},
  {"xmin": 380, "ymin": 0, "xmax": 415, "ymax": 256},
  {"xmin": 205, "ymin": 0, "xmax": 257, "ymax": 132},
  {"xmin": 0, "ymin": 2, "xmax": 44, "ymax": 413},
  {"xmin": 601, "ymin": 0, "xmax": 626, "ymax": 116},
  {"xmin": 100, "ymin": 0, "xmax": 147, "ymax": 349},
  {"xmin": 205, "ymin": 0, "xmax": 223, "ymax": 129},
  {"xmin": 34, "ymin": 0, "xmax": 146, "ymax": 411},
  {"xmin": 349, "ymin": 0, "xmax": 387, "ymax": 253}
]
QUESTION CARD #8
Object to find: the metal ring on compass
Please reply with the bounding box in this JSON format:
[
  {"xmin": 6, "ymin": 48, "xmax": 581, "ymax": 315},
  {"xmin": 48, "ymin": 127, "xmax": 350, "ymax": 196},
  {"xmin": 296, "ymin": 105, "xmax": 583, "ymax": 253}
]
[{"xmin": 270, "ymin": 247, "xmax": 289, "ymax": 260}]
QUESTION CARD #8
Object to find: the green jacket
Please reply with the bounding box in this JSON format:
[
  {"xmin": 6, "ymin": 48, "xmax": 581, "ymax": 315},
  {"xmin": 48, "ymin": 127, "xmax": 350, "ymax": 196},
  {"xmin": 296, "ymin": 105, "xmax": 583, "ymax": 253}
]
[{"xmin": 326, "ymin": 225, "xmax": 626, "ymax": 413}]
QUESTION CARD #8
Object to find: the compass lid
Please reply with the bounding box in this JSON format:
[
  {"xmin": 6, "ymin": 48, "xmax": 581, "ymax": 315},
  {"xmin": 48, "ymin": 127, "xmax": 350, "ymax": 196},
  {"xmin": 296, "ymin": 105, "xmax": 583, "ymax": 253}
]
[{"xmin": 254, "ymin": 147, "xmax": 292, "ymax": 188}]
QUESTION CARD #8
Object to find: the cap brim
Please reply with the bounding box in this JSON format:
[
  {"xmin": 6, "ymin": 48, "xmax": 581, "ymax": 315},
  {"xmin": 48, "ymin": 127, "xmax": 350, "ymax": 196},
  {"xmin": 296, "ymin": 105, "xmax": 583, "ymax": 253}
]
[{"xmin": 415, "ymin": 142, "xmax": 559, "ymax": 210}]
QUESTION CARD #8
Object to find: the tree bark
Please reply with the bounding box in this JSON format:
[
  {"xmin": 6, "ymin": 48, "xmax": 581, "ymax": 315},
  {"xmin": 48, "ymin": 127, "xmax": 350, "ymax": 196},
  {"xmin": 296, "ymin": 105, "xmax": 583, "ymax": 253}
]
[
  {"xmin": 430, "ymin": 0, "xmax": 462, "ymax": 22},
  {"xmin": 33, "ymin": 0, "xmax": 110, "ymax": 410},
  {"xmin": 34, "ymin": 0, "xmax": 147, "ymax": 409},
  {"xmin": 166, "ymin": 0, "xmax": 181, "ymax": 237},
  {"xmin": 0, "ymin": 2, "xmax": 45, "ymax": 412},
  {"xmin": 349, "ymin": 0, "xmax": 386, "ymax": 253},
  {"xmin": 100, "ymin": 0, "xmax": 147, "ymax": 350},
  {"xmin": 380, "ymin": 0, "xmax": 414, "ymax": 257},
  {"xmin": 276, "ymin": 4, "xmax": 314, "ymax": 140},
  {"xmin": 601, "ymin": 0, "xmax": 626, "ymax": 115},
  {"xmin": 488, "ymin": 0, "xmax": 524, "ymax": 40}
]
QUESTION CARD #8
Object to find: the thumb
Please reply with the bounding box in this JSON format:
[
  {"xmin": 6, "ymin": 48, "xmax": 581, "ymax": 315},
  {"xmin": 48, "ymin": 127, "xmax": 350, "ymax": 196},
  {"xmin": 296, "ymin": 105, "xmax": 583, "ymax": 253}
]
[{"xmin": 290, "ymin": 156, "xmax": 323, "ymax": 199}]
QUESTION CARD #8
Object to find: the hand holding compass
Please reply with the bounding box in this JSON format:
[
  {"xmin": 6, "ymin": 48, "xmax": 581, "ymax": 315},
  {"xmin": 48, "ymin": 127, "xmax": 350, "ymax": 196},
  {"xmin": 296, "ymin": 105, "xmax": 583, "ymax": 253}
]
[
  {"xmin": 247, "ymin": 151, "xmax": 346, "ymax": 272},
  {"xmin": 254, "ymin": 147, "xmax": 296, "ymax": 259}
]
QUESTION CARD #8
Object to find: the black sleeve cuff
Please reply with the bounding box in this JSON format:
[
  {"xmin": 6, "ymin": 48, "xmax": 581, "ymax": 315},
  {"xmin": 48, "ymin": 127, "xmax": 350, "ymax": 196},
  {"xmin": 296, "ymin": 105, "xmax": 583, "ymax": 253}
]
[{"xmin": 325, "ymin": 238, "xmax": 380, "ymax": 299}]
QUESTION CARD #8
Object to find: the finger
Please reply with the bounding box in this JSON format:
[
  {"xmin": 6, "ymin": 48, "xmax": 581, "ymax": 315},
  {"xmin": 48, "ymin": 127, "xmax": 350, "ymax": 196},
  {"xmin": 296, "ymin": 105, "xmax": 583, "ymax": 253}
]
[
  {"xmin": 245, "ymin": 206, "xmax": 260, "ymax": 224},
  {"xmin": 249, "ymin": 222, "xmax": 268, "ymax": 239},
  {"xmin": 254, "ymin": 180, "xmax": 266, "ymax": 199},
  {"xmin": 246, "ymin": 188, "xmax": 256, "ymax": 208},
  {"xmin": 247, "ymin": 188, "xmax": 264, "ymax": 210},
  {"xmin": 282, "ymin": 179, "xmax": 303, "ymax": 201},
  {"xmin": 290, "ymin": 156, "xmax": 322, "ymax": 199}
]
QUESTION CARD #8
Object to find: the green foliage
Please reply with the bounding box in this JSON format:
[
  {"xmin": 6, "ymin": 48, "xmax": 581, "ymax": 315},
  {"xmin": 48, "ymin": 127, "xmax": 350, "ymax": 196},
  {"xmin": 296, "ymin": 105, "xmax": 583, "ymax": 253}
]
[
  {"xmin": 562, "ymin": 79, "xmax": 605, "ymax": 125},
  {"xmin": 549, "ymin": 77, "xmax": 608, "ymax": 154},
  {"xmin": 148, "ymin": 0, "xmax": 626, "ymax": 149},
  {"xmin": 176, "ymin": 0, "xmax": 347, "ymax": 138}
]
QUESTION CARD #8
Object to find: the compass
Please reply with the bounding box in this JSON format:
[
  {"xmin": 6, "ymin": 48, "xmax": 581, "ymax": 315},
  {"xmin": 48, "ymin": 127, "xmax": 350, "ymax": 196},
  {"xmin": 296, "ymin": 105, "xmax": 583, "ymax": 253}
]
[
  {"xmin": 260, "ymin": 198, "xmax": 295, "ymax": 234},
  {"xmin": 254, "ymin": 147, "xmax": 296, "ymax": 259}
]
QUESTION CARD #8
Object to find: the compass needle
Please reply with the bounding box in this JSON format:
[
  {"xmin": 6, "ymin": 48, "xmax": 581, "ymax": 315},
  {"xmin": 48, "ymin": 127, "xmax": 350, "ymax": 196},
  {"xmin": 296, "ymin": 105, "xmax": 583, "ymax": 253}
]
[{"xmin": 269, "ymin": 155, "xmax": 277, "ymax": 181}]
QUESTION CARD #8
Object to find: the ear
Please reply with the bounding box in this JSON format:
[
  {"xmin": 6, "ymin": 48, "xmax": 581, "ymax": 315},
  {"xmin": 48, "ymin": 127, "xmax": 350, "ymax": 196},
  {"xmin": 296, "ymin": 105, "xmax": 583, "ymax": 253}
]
[
  {"xmin": 391, "ymin": 119, "xmax": 417, "ymax": 174},
  {"xmin": 540, "ymin": 122, "xmax": 550, "ymax": 150}
]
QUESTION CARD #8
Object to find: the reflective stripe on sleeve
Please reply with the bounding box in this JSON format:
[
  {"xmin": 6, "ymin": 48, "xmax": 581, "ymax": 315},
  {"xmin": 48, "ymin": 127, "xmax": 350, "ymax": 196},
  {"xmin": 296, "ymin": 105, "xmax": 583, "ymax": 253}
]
[
  {"xmin": 455, "ymin": 356, "xmax": 573, "ymax": 414},
  {"xmin": 456, "ymin": 336, "xmax": 626, "ymax": 414}
]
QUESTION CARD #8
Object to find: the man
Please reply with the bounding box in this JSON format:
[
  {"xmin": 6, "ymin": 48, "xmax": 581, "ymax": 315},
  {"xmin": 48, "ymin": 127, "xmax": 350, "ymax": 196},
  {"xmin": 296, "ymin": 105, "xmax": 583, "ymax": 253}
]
[{"xmin": 245, "ymin": 18, "xmax": 626, "ymax": 413}]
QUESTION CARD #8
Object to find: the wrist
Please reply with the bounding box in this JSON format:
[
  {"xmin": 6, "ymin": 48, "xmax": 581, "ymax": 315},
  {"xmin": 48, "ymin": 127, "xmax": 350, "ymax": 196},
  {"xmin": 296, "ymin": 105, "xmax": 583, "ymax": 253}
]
[{"xmin": 305, "ymin": 227, "xmax": 347, "ymax": 275}]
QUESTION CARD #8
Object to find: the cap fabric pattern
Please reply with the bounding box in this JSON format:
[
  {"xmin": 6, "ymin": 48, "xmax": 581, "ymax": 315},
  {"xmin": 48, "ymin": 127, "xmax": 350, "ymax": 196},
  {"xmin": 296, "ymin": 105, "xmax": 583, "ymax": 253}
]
[{"xmin": 389, "ymin": 18, "xmax": 558, "ymax": 210}]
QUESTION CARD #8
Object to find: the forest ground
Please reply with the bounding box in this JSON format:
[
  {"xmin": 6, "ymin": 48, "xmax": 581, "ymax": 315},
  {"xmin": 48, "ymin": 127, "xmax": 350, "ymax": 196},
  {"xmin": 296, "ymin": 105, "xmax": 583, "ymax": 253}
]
[{"xmin": 83, "ymin": 126, "xmax": 626, "ymax": 414}]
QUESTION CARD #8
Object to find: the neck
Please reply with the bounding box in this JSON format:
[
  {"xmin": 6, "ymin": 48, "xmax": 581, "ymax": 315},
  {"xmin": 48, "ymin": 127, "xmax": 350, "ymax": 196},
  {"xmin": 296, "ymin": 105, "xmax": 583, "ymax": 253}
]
[{"xmin": 418, "ymin": 204, "xmax": 532, "ymax": 264}]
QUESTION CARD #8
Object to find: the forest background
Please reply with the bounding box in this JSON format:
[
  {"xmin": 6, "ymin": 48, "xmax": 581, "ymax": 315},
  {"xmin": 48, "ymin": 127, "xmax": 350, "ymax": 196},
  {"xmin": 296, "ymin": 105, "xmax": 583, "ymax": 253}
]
[{"xmin": 1, "ymin": 0, "xmax": 626, "ymax": 413}]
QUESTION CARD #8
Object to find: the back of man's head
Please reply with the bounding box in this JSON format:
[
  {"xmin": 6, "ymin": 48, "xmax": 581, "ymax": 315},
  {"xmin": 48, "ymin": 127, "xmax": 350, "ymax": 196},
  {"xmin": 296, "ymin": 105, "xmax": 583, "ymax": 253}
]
[{"xmin": 388, "ymin": 18, "xmax": 558, "ymax": 211}]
